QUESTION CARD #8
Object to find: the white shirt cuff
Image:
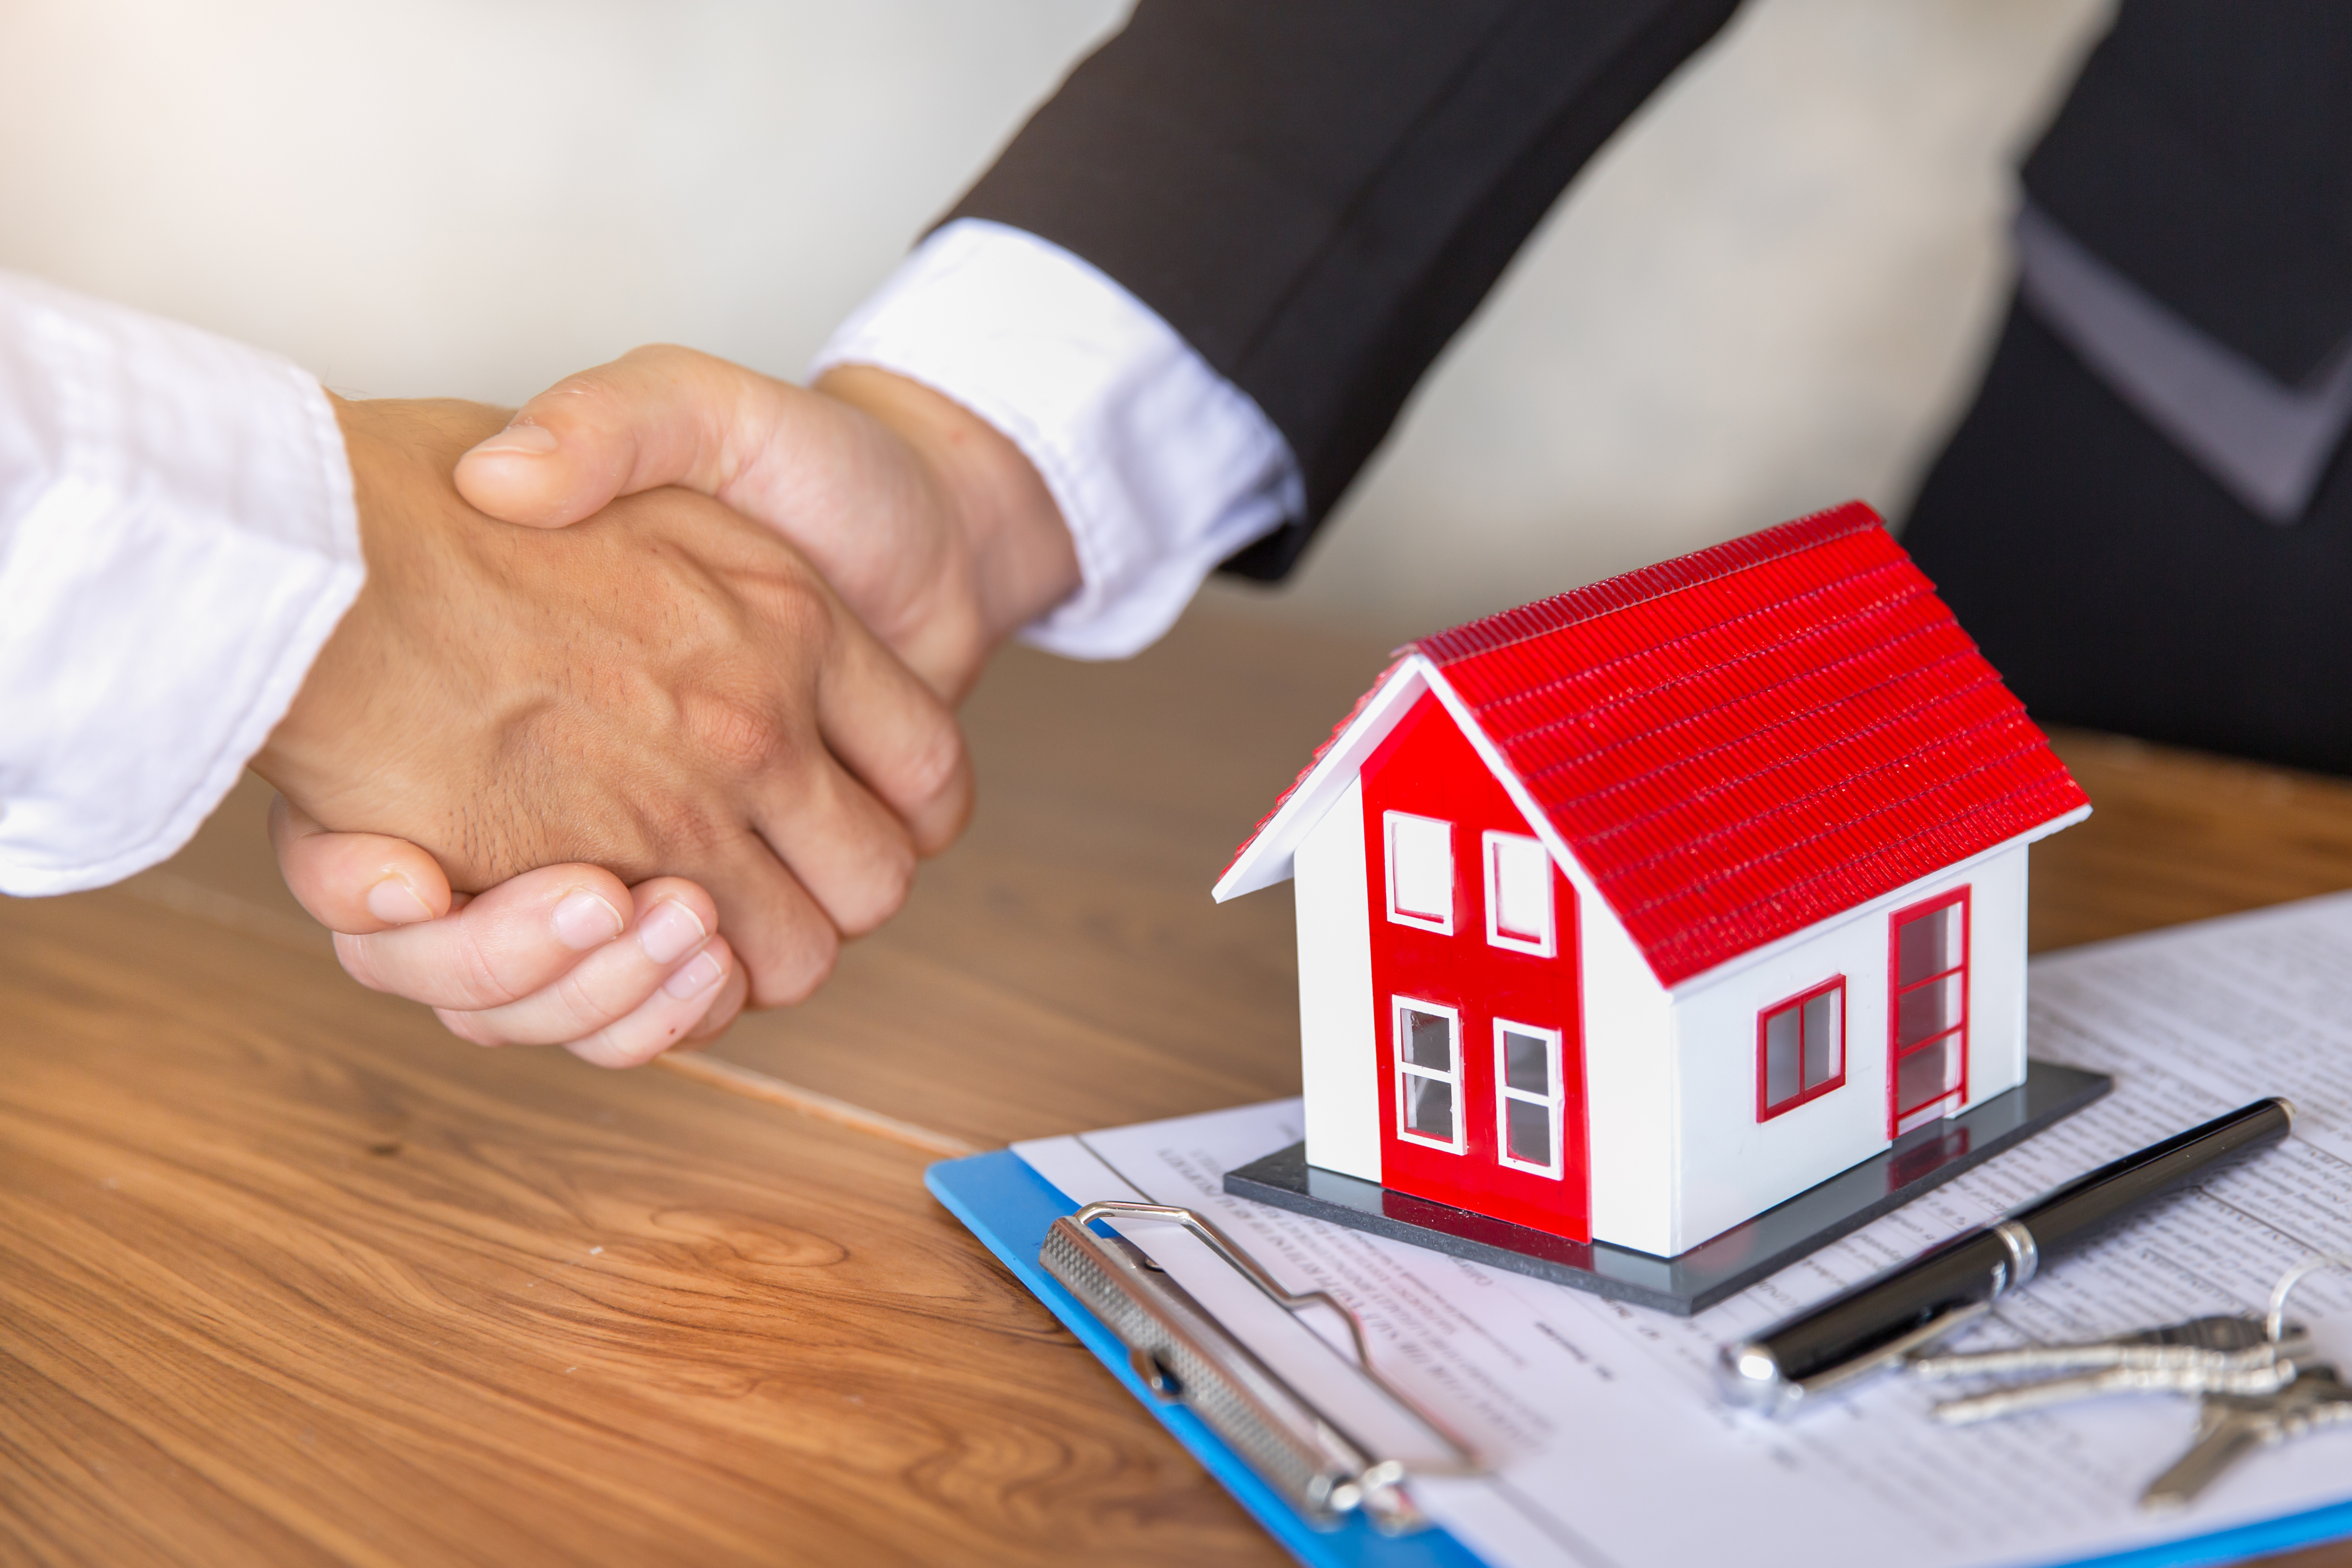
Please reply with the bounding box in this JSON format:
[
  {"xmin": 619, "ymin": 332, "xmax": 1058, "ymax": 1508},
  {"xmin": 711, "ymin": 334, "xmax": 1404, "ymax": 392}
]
[
  {"xmin": 0, "ymin": 272, "xmax": 362, "ymax": 895},
  {"xmin": 810, "ymin": 218, "xmax": 1304, "ymax": 660}
]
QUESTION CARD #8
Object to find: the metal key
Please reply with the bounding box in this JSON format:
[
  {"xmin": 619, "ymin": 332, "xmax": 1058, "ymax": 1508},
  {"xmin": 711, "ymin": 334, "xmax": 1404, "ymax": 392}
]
[
  {"xmin": 1914, "ymin": 1316, "xmax": 2316, "ymax": 1426},
  {"xmin": 2142, "ymin": 1363, "xmax": 2352, "ymax": 1511},
  {"xmin": 1931, "ymin": 1355, "xmax": 2309, "ymax": 1424},
  {"xmin": 1911, "ymin": 1314, "xmax": 2307, "ymax": 1380}
]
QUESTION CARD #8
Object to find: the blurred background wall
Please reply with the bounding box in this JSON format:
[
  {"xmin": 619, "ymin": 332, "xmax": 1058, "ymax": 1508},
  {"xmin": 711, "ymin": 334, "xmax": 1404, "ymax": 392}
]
[{"xmin": 0, "ymin": 0, "xmax": 2110, "ymax": 645}]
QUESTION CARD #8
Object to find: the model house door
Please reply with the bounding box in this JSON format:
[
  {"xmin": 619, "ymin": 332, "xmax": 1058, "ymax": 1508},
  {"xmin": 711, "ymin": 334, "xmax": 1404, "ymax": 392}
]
[{"xmin": 1889, "ymin": 889, "xmax": 1969, "ymax": 1136}]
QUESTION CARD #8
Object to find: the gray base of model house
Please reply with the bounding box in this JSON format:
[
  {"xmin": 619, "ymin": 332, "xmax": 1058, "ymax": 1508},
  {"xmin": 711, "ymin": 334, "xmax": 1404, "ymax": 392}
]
[{"xmin": 1223, "ymin": 1060, "xmax": 2114, "ymax": 1316}]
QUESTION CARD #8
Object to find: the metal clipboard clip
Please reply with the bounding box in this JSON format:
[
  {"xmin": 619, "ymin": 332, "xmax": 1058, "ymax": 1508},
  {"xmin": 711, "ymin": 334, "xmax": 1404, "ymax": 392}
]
[{"xmin": 1041, "ymin": 1201, "xmax": 1484, "ymax": 1533}]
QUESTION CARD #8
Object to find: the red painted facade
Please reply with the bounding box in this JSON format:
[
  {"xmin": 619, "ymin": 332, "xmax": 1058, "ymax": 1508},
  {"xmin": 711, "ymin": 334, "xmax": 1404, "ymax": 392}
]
[{"xmin": 1359, "ymin": 692, "xmax": 1591, "ymax": 1242}]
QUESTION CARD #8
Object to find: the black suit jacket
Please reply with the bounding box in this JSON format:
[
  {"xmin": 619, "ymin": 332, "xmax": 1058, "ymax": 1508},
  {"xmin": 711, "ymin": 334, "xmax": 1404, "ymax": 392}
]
[
  {"xmin": 948, "ymin": 1, "xmax": 2352, "ymax": 581},
  {"xmin": 946, "ymin": 0, "xmax": 1741, "ymax": 578},
  {"xmin": 2023, "ymin": 2, "xmax": 2352, "ymax": 389}
]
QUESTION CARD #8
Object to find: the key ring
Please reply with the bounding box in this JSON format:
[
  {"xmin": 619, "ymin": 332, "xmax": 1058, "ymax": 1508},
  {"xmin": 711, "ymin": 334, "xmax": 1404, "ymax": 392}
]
[{"xmin": 2265, "ymin": 1253, "xmax": 2352, "ymax": 1343}]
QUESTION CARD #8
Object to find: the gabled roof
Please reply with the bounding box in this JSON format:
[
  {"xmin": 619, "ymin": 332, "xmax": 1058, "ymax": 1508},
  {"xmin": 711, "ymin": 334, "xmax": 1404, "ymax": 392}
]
[{"xmin": 1215, "ymin": 502, "xmax": 2090, "ymax": 988}]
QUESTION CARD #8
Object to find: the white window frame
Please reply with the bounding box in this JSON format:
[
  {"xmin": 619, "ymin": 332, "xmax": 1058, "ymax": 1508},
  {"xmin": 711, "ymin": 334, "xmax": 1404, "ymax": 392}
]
[
  {"xmin": 1493, "ymin": 1020, "xmax": 1565, "ymax": 1179},
  {"xmin": 1393, "ymin": 996, "xmax": 1465, "ymax": 1154},
  {"xmin": 1482, "ymin": 830, "xmax": 1556, "ymax": 957},
  {"xmin": 1384, "ymin": 811, "xmax": 1455, "ymax": 935}
]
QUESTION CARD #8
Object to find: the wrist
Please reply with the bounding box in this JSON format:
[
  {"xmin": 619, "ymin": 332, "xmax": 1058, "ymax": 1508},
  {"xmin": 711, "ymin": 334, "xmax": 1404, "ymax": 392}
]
[
  {"xmin": 253, "ymin": 393, "xmax": 385, "ymax": 810},
  {"xmin": 255, "ymin": 395, "xmax": 508, "ymax": 835},
  {"xmin": 813, "ymin": 366, "xmax": 1078, "ymax": 684}
]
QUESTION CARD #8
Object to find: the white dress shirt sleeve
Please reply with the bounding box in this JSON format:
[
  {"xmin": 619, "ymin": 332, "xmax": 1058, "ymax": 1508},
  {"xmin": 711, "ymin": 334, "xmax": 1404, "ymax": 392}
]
[
  {"xmin": 810, "ymin": 218, "xmax": 1305, "ymax": 661},
  {"xmin": 0, "ymin": 272, "xmax": 361, "ymax": 896}
]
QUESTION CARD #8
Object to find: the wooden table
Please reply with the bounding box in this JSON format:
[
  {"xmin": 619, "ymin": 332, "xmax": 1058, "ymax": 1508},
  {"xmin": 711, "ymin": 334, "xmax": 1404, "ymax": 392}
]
[{"xmin": 9, "ymin": 603, "xmax": 2352, "ymax": 1566}]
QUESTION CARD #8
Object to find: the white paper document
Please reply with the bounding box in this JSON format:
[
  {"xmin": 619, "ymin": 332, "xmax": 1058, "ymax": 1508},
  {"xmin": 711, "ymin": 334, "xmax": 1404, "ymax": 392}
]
[{"xmin": 1014, "ymin": 893, "xmax": 2352, "ymax": 1568}]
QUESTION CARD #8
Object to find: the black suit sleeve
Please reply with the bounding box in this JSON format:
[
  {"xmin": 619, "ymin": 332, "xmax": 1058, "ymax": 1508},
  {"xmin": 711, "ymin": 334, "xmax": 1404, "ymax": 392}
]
[{"xmin": 944, "ymin": 0, "xmax": 1741, "ymax": 578}]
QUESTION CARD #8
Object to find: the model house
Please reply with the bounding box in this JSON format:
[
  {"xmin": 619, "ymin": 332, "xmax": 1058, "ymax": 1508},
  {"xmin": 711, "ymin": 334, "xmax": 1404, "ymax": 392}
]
[{"xmin": 1213, "ymin": 503, "xmax": 2090, "ymax": 1260}]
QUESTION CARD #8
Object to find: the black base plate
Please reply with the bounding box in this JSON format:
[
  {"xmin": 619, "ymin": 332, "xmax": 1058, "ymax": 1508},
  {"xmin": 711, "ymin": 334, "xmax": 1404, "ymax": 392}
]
[{"xmin": 1223, "ymin": 1059, "xmax": 2112, "ymax": 1316}]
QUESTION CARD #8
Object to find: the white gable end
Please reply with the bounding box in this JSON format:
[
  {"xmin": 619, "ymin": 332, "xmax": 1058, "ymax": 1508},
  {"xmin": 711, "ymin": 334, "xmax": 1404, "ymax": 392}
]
[{"xmin": 1214, "ymin": 659, "xmax": 1430, "ymax": 901}]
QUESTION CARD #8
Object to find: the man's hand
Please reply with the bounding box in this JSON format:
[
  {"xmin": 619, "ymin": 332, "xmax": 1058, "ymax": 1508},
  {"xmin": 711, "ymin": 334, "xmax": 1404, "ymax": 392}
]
[
  {"xmin": 256, "ymin": 396, "xmax": 973, "ymax": 1013},
  {"xmin": 451, "ymin": 347, "xmax": 1081, "ymax": 699},
  {"xmin": 270, "ymin": 358, "xmax": 1059, "ymax": 1057},
  {"xmin": 271, "ymin": 798, "xmax": 746, "ymax": 1067}
]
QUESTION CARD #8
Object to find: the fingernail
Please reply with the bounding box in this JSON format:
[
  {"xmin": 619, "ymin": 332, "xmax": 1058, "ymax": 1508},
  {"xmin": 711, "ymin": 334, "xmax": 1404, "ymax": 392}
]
[
  {"xmin": 637, "ymin": 900, "xmax": 707, "ymax": 965},
  {"xmin": 365, "ymin": 875, "xmax": 433, "ymax": 924},
  {"xmin": 662, "ymin": 948, "xmax": 725, "ymax": 1000},
  {"xmin": 466, "ymin": 420, "xmax": 559, "ymax": 458},
  {"xmin": 552, "ymin": 891, "xmax": 624, "ymax": 950}
]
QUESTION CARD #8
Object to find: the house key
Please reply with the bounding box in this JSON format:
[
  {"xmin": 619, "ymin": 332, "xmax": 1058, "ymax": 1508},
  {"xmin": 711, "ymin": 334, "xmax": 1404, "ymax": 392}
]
[
  {"xmin": 2140, "ymin": 1363, "xmax": 2352, "ymax": 1510},
  {"xmin": 1912, "ymin": 1314, "xmax": 2307, "ymax": 1379},
  {"xmin": 1913, "ymin": 1316, "xmax": 2316, "ymax": 1425}
]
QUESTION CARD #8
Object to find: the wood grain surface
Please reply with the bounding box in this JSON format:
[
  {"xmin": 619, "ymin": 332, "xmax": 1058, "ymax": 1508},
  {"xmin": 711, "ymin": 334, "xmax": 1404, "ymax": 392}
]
[
  {"xmin": 8, "ymin": 602, "xmax": 2352, "ymax": 1566},
  {"xmin": 0, "ymin": 892, "xmax": 1263, "ymax": 1568}
]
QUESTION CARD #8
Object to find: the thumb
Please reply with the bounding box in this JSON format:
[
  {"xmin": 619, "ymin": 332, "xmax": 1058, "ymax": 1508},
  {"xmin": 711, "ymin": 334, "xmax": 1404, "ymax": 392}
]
[
  {"xmin": 268, "ymin": 794, "xmax": 457, "ymax": 935},
  {"xmin": 453, "ymin": 344, "xmax": 799, "ymax": 529}
]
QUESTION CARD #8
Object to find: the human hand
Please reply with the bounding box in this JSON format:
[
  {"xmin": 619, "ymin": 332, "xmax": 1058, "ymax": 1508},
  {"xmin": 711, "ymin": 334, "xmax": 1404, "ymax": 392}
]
[
  {"xmin": 255, "ymin": 396, "xmax": 972, "ymax": 1018},
  {"xmin": 268, "ymin": 353, "xmax": 1054, "ymax": 1055},
  {"xmin": 271, "ymin": 798, "xmax": 744, "ymax": 1066},
  {"xmin": 450, "ymin": 346, "xmax": 1080, "ymax": 701}
]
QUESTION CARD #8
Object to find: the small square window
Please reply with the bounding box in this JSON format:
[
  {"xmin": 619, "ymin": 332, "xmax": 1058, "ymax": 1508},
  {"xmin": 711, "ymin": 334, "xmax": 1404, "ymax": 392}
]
[
  {"xmin": 1403, "ymin": 1009, "xmax": 1454, "ymax": 1072},
  {"xmin": 1385, "ymin": 812, "xmax": 1454, "ymax": 933},
  {"xmin": 1505, "ymin": 1098, "xmax": 1551, "ymax": 1168},
  {"xmin": 1493, "ymin": 1021, "xmax": 1565, "ymax": 1178},
  {"xmin": 1758, "ymin": 979, "xmax": 1845, "ymax": 1120},
  {"xmin": 1405, "ymin": 1075, "xmax": 1457, "ymax": 1141},
  {"xmin": 1483, "ymin": 832, "xmax": 1554, "ymax": 955},
  {"xmin": 1394, "ymin": 998, "xmax": 1463, "ymax": 1152},
  {"xmin": 1501, "ymin": 1027, "xmax": 1550, "ymax": 1095}
]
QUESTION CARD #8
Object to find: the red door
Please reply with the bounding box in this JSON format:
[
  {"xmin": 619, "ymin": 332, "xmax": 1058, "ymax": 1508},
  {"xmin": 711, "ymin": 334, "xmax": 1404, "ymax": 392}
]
[
  {"xmin": 1360, "ymin": 692, "xmax": 1590, "ymax": 1242},
  {"xmin": 1888, "ymin": 889, "xmax": 1970, "ymax": 1138}
]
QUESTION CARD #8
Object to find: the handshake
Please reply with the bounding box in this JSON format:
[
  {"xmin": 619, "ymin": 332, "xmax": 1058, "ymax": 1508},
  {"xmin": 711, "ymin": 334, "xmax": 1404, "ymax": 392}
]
[{"xmin": 256, "ymin": 349, "xmax": 1080, "ymax": 1068}]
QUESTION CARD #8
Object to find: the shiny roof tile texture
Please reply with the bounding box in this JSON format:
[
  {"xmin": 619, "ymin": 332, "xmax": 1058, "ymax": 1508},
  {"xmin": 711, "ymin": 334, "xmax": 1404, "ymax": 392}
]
[{"xmin": 1383, "ymin": 502, "xmax": 2083, "ymax": 986}]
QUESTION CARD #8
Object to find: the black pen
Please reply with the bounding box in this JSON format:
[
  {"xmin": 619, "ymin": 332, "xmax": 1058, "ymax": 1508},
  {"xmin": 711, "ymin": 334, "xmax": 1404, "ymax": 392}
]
[{"xmin": 1718, "ymin": 1096, "xmax": 2297, "ymax": 1416}]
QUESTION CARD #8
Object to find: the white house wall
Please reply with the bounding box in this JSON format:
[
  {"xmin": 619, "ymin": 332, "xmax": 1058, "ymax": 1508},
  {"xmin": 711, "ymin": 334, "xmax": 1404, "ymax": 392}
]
[
  {"xmin": 1294, "ymin": 776, "xmax": 1380, "ymax": 1183},
  {"xmin": 1661, "ymin": 843, "xmax": 2034, "ymax": 1254},
  {"xmin": 1966, "ymin": 844, "xmax": 2031, "ymax": 1110},
  {"xmin": 1569, "ymin": 858, "xmax": 1678, "ymax": 1256}
]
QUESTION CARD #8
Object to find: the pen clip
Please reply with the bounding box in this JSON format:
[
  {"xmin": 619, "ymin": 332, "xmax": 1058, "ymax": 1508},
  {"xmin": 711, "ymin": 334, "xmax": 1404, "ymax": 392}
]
[{"xmin": 1044, "ymin": 1200, "xmax": 1483, "ymax": 1532}]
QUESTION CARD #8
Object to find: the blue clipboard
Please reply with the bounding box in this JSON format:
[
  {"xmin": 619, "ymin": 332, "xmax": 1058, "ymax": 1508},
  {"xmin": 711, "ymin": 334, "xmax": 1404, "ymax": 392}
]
[
  {"xmin": 928, "ymin": 1148, "xmax": 1484, "ymax": 1568},
  {"xmin": 927, "ymin": 1148, "xmax": 2352, "ymax": 1568}
]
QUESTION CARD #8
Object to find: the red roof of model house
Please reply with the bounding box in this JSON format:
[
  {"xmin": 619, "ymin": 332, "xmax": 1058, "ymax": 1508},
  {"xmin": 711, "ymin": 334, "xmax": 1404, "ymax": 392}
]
[{"xmin": 1214, "ymin": 501, "xmax": 2090, "ymax": 987}]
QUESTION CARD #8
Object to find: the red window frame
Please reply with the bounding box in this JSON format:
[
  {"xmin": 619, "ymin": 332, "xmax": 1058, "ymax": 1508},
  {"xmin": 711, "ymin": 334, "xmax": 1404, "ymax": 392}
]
[
  {"xmin": 1886, "ymin": 887, "xmax": 1970, "ymax": 1138},
  {"xmin": 1755, "ymin": 977, "xmax": 1847, "ymax": 1122}
]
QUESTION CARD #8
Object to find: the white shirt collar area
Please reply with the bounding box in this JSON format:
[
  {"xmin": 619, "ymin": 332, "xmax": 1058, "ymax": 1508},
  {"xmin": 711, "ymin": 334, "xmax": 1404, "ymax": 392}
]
[
  {"xmin": 811, "ymin": 218, "xmax": 1305, "ymax": 661},
  {"xmin": 0, "ymin": 272, "xmax": 361, "ymax": 896}
]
